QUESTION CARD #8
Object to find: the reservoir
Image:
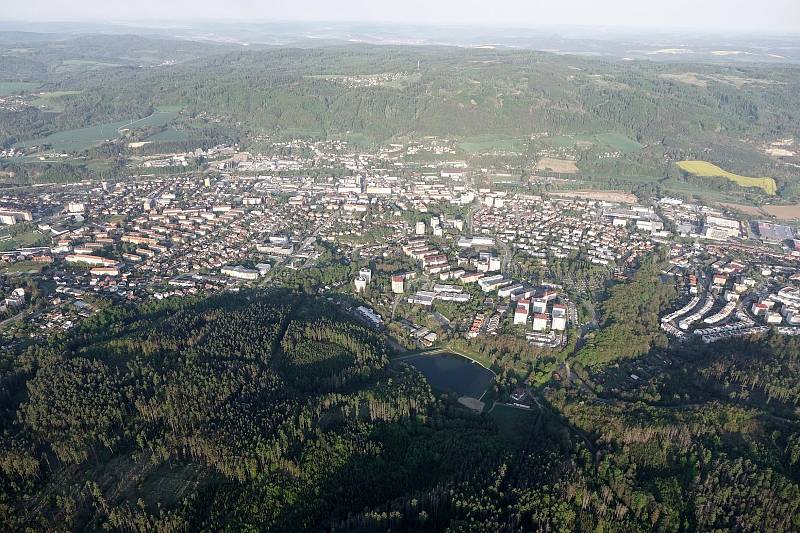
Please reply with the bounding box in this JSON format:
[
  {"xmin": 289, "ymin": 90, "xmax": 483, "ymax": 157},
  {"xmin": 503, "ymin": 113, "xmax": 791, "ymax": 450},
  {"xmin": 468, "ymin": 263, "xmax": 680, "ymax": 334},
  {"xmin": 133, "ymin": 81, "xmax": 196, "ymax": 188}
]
[{"xmin": 407, "ymin": 352, "xmax": 495, "ymax": 399}]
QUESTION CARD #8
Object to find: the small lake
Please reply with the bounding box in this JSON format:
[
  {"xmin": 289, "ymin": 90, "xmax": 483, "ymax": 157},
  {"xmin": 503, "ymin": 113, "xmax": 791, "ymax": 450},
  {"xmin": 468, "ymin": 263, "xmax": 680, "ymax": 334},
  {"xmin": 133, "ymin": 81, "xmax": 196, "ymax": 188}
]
[{"xmin": 407, "ymin": 352, "xmax": 494, "ymax": 399}]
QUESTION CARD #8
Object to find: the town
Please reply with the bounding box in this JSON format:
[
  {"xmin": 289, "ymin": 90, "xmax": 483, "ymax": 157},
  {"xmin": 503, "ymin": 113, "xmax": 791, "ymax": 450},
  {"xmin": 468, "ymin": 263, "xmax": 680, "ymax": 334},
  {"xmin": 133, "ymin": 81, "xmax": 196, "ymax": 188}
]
[{"xmin": 0, "ymin": 137, "xmax": 798, "ymax": 369}]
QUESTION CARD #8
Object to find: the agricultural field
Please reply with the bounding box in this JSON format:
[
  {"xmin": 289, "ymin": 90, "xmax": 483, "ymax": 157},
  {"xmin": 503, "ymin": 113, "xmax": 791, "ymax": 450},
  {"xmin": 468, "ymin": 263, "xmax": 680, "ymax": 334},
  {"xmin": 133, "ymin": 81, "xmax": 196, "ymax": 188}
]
[
  {"xmin": 761, "ymin": 204, "xmax": 800, "ymax": 220},
  {"xmin": 15, "ymin": 110, "xmax": 180, "ymax": 152},
  {"xmin": 677, "ymin": 160, "xmax": 777, "ymax": 195},
  {"xmin": 716, "ymin": 202, "xmax": 765, "ymax": 216},
  {"xmin": 535, "ymin": 157, "xmax": 579, "ymax": 174}
]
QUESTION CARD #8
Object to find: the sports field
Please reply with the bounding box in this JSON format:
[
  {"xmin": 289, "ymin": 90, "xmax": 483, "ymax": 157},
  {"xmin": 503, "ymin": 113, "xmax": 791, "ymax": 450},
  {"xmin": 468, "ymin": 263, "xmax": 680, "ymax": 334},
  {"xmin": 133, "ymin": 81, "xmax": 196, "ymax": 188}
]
[{"xmin": 677, "ymin": 161, "xmax": 776, "ymax": 195}]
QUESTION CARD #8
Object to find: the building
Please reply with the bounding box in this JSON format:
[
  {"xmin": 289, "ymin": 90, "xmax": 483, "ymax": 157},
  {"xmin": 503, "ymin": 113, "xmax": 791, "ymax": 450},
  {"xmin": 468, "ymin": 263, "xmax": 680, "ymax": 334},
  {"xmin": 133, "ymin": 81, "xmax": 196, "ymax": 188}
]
[
  {"xmin": 415, "ymin": 221, "xmax": 426, "ymax": 235},
  {"xmin": 514, "ymin": 305, "xmax": 528, "ymax": 325},
  {"xmin": 532, "ymin": 313, "xmax": 549, "ymax": 332},
  {"xmin": 408, "ymin": 291, "xmax": 435, "ymax": 306},
  {"xmin": 0, "ymin": 209, "xmax": 32, "ymax": 225},
  {"xmin": 90, "ymin": 267, "xmax": 120, "ymax": 277},
  {"xmin": 391, "ymin": 274, "xmax": 405, "ymax": 294},
  {"xmin": 703, "ymin": 216, "xmax": 741, "ymax": 240},
  {"xmin": 551, "ymin": 304, "xmax": 567, "ymax": 331},
  {"xmin": 478, "ymin": 274, "xmax": 509, "ymax": 293},
  {"xmin": 359, "ymin": 268, "xmax": 372, "ymax": 284},
  {"xmin": 65, "ymin": 254, "xmax": 118, "ymax": 267},
  {"xmin": 354, "ymin": 276, "xmax": 368, "ymax": 293},
  {"xmin": 756, "ymin": 221, "xmax": 795, "ymax": 242},
  {"xmin": 221, "ymin": 265, "xmax": 260, "ymax": 280},
  {"xmin": 356, "ymin": 306, "xmax": 383, "ymax": 327}
]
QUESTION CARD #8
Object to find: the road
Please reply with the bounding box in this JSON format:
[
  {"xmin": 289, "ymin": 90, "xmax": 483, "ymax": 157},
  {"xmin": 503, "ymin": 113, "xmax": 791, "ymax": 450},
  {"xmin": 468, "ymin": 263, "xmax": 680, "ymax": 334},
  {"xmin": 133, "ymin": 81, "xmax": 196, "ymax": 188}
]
[
  {"xmin": 0, "ymin": 308, "xmax": 31, "ymax": 330},
  {"xmin": 494, "ymin": 236, "xmax": 513, "ymax": 275},
  {"xmin": 300, "ymin": 222, "xmax": 328, "ymax": 268}
]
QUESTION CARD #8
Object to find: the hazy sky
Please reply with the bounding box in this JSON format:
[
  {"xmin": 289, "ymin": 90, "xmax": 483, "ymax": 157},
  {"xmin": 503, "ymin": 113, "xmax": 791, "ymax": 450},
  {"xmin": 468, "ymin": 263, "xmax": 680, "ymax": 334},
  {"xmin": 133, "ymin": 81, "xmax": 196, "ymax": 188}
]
[{"xmin": 4, "ymin": 0, "xmax": 800, "ymax": 33}]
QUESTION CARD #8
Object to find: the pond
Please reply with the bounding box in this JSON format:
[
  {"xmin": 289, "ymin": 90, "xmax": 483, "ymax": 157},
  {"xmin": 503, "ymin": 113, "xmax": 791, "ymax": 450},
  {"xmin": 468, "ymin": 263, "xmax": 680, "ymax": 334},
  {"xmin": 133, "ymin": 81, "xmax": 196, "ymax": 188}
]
[{"xmin": 406, "ymin": 352, "xmax": 495, "ymax": 399}]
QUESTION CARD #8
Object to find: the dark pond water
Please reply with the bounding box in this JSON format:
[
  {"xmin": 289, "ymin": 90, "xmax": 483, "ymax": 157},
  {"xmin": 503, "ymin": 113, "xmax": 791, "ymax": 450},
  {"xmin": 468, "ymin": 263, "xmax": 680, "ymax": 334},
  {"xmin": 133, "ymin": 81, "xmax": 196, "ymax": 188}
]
[{"xmin": 407, "ymin": 352, "xmax": 494, "ymax": 398}]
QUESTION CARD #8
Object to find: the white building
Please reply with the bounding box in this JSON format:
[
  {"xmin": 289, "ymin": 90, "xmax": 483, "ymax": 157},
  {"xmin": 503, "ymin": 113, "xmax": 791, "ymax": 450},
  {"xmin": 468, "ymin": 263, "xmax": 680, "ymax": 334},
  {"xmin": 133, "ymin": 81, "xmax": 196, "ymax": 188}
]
[
  {"xmin": 221, "ymin": 265, "xmax": 260, "ymax": 280},
  {"xmin": 391, "ymin": 274, "xmax": 405, "ymax": 294},
  {"xmin": 354, "ymin": 276, "xmax": 368, "ymax": 293},
  {"xmin": 532, "ymin": 313, "xmax": 548, "ymax": 332}
]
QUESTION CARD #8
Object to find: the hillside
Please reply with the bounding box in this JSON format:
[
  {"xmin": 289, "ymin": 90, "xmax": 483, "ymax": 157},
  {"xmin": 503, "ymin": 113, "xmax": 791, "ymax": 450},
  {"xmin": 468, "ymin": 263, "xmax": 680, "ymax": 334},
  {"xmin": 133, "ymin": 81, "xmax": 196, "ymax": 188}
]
[{"xmin": 2, "ymin": 38, "xmax": 800, "ymax": 182}]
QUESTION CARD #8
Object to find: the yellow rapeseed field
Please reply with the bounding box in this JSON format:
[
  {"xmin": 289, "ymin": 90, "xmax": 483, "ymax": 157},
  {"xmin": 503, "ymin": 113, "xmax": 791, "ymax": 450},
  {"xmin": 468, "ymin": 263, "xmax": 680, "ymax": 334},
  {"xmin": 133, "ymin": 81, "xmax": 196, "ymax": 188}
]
[{"xmin": 677, "ymin": 160, "xmax": 777, "ymax": 195}]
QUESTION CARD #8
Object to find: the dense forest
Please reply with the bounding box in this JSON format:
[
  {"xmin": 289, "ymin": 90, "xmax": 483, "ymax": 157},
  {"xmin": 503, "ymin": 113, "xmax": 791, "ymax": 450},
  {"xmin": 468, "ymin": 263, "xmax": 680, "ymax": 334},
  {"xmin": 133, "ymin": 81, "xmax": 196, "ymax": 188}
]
[{"xmin": 1, "ymin": 288, "xmax": 799, "ymax": 531}]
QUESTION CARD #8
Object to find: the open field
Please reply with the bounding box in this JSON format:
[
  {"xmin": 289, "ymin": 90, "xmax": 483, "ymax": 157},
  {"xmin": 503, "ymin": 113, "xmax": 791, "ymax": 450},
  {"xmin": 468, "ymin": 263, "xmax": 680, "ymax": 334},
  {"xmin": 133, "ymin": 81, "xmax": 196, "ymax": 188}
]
[
  {"xmin": 761, "ymin": 205, "xmax": 800, "ymax": 220},
  {"xmin": 30, "ymin": 91, "xmax": 82, "ymax": 112},
  {"xmin": 549, "ymin": 190, "xmax": 638, "ymax": 204},
  {"xmin": 535, "ymin": 157, "xmax": 579, "ymax": 174},
  {"xmin": 595, "ymin": 132, "xmax": 643, "ymax": 154},
  {"xmin": 458, "ymin": 135, "xmax": 522, "ymax": 153},
  {"xmin": 716, "ymin": 202, "xmax": 765, "ymax": 216},
  {"xmin": 549, "ymin": 132, "xmax": 642, "ymax": 153},
  {"xmin": 550, "ymin": 133, "xmax": 596, "ymax": 148},
  {"xmin": 0, "ymin": 82, "xmax": 40, "ymax": 95},
  {"xmin": 16, "ymin": 110, "xmax": 179, "ymax": 152},
  {"xmin": 0, "ymin": 261, "xmax": 45, "ymax": 274},
  {"xmin": 677, "ymin": 160, "xmax": 777, "ymax": 195}
]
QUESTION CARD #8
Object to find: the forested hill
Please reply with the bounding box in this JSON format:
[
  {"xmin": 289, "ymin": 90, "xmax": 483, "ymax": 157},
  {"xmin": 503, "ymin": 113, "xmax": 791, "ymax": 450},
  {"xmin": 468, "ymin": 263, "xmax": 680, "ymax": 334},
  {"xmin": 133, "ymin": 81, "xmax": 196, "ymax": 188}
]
[
  {"xmin": 3, "ymin": 37, "xmax": 800, "ymax": 158},
  {"xmin": 2, "ymin": 289, "xmax": 800, "ymax": 531}
]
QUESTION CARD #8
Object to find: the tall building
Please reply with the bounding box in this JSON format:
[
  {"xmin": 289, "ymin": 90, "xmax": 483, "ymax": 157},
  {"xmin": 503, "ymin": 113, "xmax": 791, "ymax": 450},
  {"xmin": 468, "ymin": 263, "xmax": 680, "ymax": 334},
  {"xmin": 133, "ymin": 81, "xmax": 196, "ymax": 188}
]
[
  {"xmin": 354, "ymin": 276, "xmax": 368, "ymax": 293},
  {"xmin": 391, "ymin": 274, "xmax": 405, "ymax": 294}
]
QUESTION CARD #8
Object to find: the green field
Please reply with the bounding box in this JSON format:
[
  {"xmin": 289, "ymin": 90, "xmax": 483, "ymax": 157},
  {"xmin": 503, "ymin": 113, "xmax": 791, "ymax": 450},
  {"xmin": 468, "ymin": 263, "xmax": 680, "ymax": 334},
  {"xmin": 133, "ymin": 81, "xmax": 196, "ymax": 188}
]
[
  {"xmin": 16, "ymin": 110, "xmax": 179, "ymax": 152},
  {"xmin": 0, "ymin": 227, "xmax": 49, "ymax": 252},
  {"xmin": 677, "ymin": 160, "xmax": 777, "ymax": 195},
  {"xmin": 30, "ymin": 91, "xmax": 82, "ymax": 112},
  {"xmin": 1, "ymin": 260, "xmax": 45, "ymax": 274},
  {"xmin": 550, "ymin": 133, "xmax": 597, "ymax": 148},
  {"xmin": 458, "ymin": 135, "xmax": 523, "ymax": 153},
  {"xmin": 549, "ymin": 132, "xmax": 642, "ymax": 154},
  {"xmin": 0, "ymin": 82, "xmax": 40, "ymax": 95},
  {"xmin": 595, "ymin": 132, "xmax": 643, "ymax": 154}
]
